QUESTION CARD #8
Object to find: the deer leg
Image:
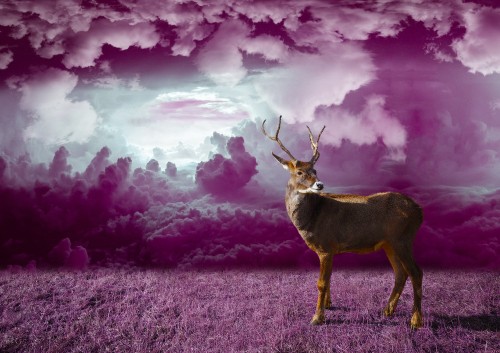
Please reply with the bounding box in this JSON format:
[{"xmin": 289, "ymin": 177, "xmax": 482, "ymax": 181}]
[
  {"xmin": 323, "ymin": 256, "xmax": 333, "ymax": 309},
  {"xmin": 311, "ymin": 253, "xmax": 333, "ymax": 325},
  {"xmin": 383, "ymin": 245, "xmax": 408, "ymax": 317},
  {"xmin": 324, "ymin": 280, "xmax": 332, "ymax": 309},
  {"xmin": 398, "ymin": 247, "xmax": 423, "ymax": 329}
]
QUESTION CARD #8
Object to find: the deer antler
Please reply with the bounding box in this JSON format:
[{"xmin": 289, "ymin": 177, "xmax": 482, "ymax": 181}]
[
  {"xmin": 262, "ymin": 115, "xmax": 297, "ymax": 161},
  {"xmin": 307, "ymin": 125, "xmax": 326, "ymax": 164}
]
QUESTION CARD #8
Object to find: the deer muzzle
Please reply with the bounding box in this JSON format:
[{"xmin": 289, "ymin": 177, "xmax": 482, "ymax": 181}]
[{"xmin": 312, "ymin": 181, "xmax": 324, "ymax": 191}]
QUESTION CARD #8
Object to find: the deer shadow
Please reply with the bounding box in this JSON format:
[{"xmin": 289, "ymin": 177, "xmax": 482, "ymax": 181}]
[
  {"xmin": 323, "ymin": 307, "xmax": 402, "ymax": 327},
  {"xmin": 325, "ymin": 305, "xmax": 349, "ymax": 312},
  {"xmin": 430, "ymin": 313, "xmax": 499, "ymax": 332}
]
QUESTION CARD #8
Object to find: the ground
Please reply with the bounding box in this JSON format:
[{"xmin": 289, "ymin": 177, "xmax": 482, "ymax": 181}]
[{"xmin": 0, "ymin": 268, "xmax": 498, "ymax": 352}]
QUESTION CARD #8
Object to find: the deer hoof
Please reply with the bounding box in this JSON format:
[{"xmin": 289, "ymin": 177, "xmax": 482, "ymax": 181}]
[
  {"xmin": 410, "ymin": 313, "xmax": 423, "ymax": 329},
  {"xmin": 383, "ymin": 306, "xmax": 394, "ymax": 317},
  {"xmin": 310, "ymin": 314, "xmax": 325, "ymax": 325}
]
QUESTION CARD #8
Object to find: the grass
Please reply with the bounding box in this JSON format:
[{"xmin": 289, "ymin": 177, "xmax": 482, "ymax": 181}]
[{"xmin": 0, "ymin": 269, "xmax": 498, "ymax": 353}]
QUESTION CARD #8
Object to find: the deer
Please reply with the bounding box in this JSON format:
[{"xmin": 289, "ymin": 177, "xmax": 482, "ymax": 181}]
[{"xmin": 262, "ymin": 116, "xmax": 424, "ymax": 329}]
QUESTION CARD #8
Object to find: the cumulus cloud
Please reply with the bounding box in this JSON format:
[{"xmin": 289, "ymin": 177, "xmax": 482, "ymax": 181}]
[
  {"xmin": 48, "ymin": 146, "xmax": 72, "ymax": 178},
  {"xmin": 1, "ymin": 0, "xmax": 499, "ymax": 272},
  {"xmin": 196, "ymin": 20, "xmax": 250, "ymax": 86},
  {"xmin": 196, "ymin": 19, "xmax": 290, "ymax": 86},
  {"xmin": 7, "ymin": 68, "xmax": 99, "ymax": 144},
  {"xmin": 315, "ymin": 95, "xmax": 407, "ymax": 160},
  {"xmin": 453, "ymin": 6, "xmax": 500, "ymax": 75},
  {"xmin": 284, "ymin": 3, "xmax": 402, "ymax": 45},
  {"xmin": 146, "ymin": 159, "xmax": 160, "ymax": 173},
  {"xmin": 0, "ymin": 49, "xmax": 13, "ymax": 69},
  {"xmin": 165, "ymin": 161, "xmax": 177, "ymax": 177},
  {"xmin": 171, "ymin": 22, "xmax": 214, "ymax": 56},
  {"xmin": 63, "ymin": 18, "xmax": 160, "ymax": 68},
  {"xmin": 0, "ymin": 0, "xmax": 481, "ymax": 76},
  {"xmin": 195, "ymin": 136, "xmax": 258, "ymax": 196},
  {"xmin": 254, "ymin": 42, "xmax": 376, "ymax": 123},
  {"xmin": 239, "ymin": 34, "xmax": 290, "ymax": 62},
  {"xmin": 83, "ymin": 146, "xmax": 111, "ymax": 182},
  {"xmin": 48, "ymin": 238, "xmax": 89, "ymax": 270},
  {"xmin": 0, "ymin": 145, "xmax": 498, "ymax": 270}
]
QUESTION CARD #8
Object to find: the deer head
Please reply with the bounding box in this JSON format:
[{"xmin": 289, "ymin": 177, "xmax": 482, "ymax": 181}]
[{"xmin": 262, "ymin": 116, "xmax": 326, "ymax": 193}]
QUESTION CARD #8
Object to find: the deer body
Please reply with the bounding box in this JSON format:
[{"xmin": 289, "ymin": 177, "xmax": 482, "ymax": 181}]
[
  {"xmin": 286, "ymin": 190, "xmax": 422, "ymax": 255},
  {"xmin": 263, "ymin": 116, "xmax": 424, "ymax": 329}
]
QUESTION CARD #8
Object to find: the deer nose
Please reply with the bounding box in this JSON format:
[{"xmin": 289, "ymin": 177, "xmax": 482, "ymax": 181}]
[{"xmin": 314, "ymin": 181, "xmax": 324, "ymax": 190}]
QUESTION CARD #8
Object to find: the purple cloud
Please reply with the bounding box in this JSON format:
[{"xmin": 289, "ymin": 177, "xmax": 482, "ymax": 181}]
[
  {"xmin": 0, "ymin": 0, "xmax": 499, "ymax": 273},
  {"xmin": 195, "ymin": 136, "xmax": 258, "ymax": 196}
]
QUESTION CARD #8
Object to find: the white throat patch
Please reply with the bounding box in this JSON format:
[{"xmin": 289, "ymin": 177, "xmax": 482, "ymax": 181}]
[{"xmin": 298, "ymin": 188, "xmax": 320, "ymax": 194}]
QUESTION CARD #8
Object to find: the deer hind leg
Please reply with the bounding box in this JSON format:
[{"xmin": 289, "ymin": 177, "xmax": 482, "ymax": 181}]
[
  {"xmin": 397, "ymin": 246, "xmax": 423, "ymax": 329},
  {"xmin": 311, "ymin": 253, "xmax": 333, "ymax": 325},
  {"xmin": 383, "ymin": 245, "xmax": 408, "ymax": 317}
]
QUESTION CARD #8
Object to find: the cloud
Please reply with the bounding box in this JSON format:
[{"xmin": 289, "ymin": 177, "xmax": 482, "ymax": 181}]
[
  {"xmin": 48, "ymin": 238, "xmax": 89, "ymax": 270},
  {"xmin": 453, "ymin": 6, "xmax": 500, "ymax": 75},
  {"xmin": 285, "ymin": 2, "xmax": 403, "ymax": 45},
  {"xmin": 0, "ymin": 145, "xmax": 498, "ymax": 270},
  {"xmin": 146, "ymin": 159, "xmax": 160, "ymax": 173},
  {"xmin": 83, "ymin": 146, "xmax": 111, "ymax": 182},
  {"xmin": 0, "ymin": 49, "xmax": 13, "ymax": 69},
  {"xmin": 1, "ymin": 0, "xmax": 499, "ymax": 272},
  {"xmin": 231, "ymin": 0, "xmax": 299, "ymax": 23},
  {"xmin": 7, "ymin": 68, "xmax": 99, "ymax": 144},
  {"xmin": 424, "ymin": 43, "xmax": 454, "ymax": 63},
  {"xmin": 113, "ymin": 87, "xmax": 251, "ymax": 163},
  {"xmin": 195, "ymin": 136, "xmax": 258, "ymax": 196},
  {"xmin": 48, "ymin": 146, "xmax": 72, "ymax": 178},
  {"xmin": 171, "ymin": 22, "xmax": 214, "ymax": 57},
  {"xmin": 166, "ymin": 161, "xmax": 177, "ymax": 177},
  {"xmin": 254, "ymin": 42, "xmax": 376, "ymax": 123},
  {"xmin": 239, "ymin": 34, "xmax": 290, "ymax": 62},
  {"xmin": 196, "ymin": 19, "xmax": 290, "ymax": 86},
  {"xmin": 196, "ymin": 20, "xmax": 250, "ymax": 86},
  {"xmin": 62, "ymin": 18, "xmax": 160, "ymax": 69},
  {"xmin": 315, "ymin": 95, "xmax": 407, "ymax": 160}
]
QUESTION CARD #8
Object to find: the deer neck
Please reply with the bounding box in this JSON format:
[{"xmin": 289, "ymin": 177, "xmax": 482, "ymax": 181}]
[{"xmin": 285, "ymin": 182, "xmax": 323, "ymax": 232}]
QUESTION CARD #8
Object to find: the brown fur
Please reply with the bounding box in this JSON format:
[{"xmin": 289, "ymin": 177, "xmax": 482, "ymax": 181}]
[
  {"xmin": 279, "ymin": 160, "xmax": 424, "ymax": 328},
  {"xmin": 262, "ymin": 115, "xmax": 425, "ymax": 328}
]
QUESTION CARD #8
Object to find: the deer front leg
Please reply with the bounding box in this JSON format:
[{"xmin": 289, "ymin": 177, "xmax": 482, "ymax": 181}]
[
  {"xmin": 311, "ymin": 253, "xmax": 333, "ymax": 325},
  {"xmin": 325, "ymin": 282, "xmax": 332, "ymax": 309}
]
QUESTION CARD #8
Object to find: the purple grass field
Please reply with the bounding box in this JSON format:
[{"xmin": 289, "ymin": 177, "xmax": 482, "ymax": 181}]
[{"xmin": 0, "ymin": 269, "xmax": 498, "ymax": 353}]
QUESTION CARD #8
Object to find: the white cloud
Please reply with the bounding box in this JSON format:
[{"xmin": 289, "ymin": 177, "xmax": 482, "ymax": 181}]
[
  {"xmin": 171, "ymin": 22, "xmax": 214, "ymax": 57},
  {"xmin": 393, "ymin": 0, "xmax": 463, "ymax": 36},
  {"xmin": 308, "ymin": 4, "xmax": 403, "ymax": 41},
  {"xmin": 0, "ymin": 50, "xmax": 13, "ymax": 69},
  {"xmin": 86, "ymin": 74, "xmax": 144, "ymax": 91},
  {"xmin": 8, "ymin": 69, "xmax": 99, "ymax": 144},
  {"xmin": 239, "ymin": 34, "xmax": 289, "ymax": 62},
  {"xmin": 63, "ymin": 19, "xmax": 160, "ymax": 68},
  {"xmin": 196, "ymin": 19, "xmax": 290, "ymax": 86},
  {"xmin": 253, "ymin": 42, "xmax": 376, "ymax": 123},
  {"xmin": 425, "ymin": 43, "xmax": 454, "ymax": 63},
  {"xmin": 196, "ymin": 20, "xmax": 250, "ymax": 87},
  {"xmin": 315, "ymin": 95, "xmax": 407, "ymax": 160},
  {"xmin": 453, "ymin": 7, "xmax": 500, "ymax": 75},
  {"xmin": 230, "ymin": 0, "xmax": 300, "ymax": 23}
]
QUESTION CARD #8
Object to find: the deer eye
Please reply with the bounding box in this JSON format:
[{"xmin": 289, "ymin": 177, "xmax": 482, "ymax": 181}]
[{"xmin": 297, "ymin": 171, "xmax": 303, "ymax": 176}]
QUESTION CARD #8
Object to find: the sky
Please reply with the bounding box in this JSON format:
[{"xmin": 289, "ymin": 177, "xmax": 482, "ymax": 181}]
[{"xmin": 0, "ymin": 0, "xmax": 499, "ymax": 270}]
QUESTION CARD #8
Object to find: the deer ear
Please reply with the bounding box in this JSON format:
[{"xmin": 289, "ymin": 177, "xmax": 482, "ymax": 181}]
[{"xmin": 272, "ymin": 153, "xmax": 290, "ymax": 170}]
